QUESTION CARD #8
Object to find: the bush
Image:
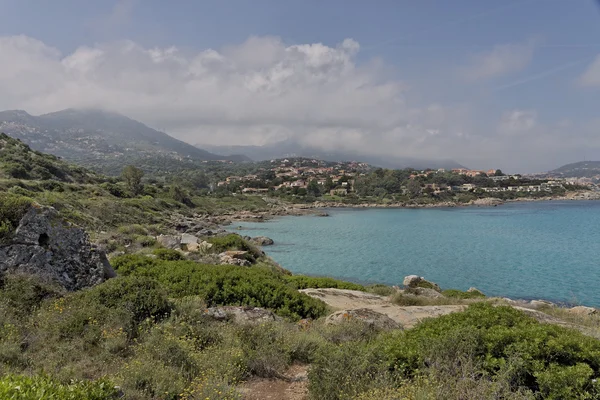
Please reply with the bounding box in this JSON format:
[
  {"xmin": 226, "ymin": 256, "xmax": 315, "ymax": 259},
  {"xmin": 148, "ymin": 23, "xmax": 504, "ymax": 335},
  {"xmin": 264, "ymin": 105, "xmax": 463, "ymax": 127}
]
[
  {"xmin": 0, "ymin": 374, "xmax": 119, "ymax": 399},
  {"xmin": 0, "ymin": 192, "xmax": 32, "ymax": 242},
  {"xmin": 112, "ymin": 255, "xmax": 327, "ymax": 320},
  {"xmin": 384, "ymin": 303, "xmax": 600, "ymax": 398},
  {"xmin": 285, "ymin": 275, "xmax": 366, "ymax": 291},
  {"xmin": 442, "ymin": 288, "xmax": 486, "ymax": 299},
  {"xmin": 152, "ymin": 248, "xmax": 184, "ymax": 261},
  {"xmin": 0, "ymin": 274, "xmax": 63, "ymax": 315},
  {"xmin": 207, "ymin": 234, "xmax": 262, "ymax": 258},
  {"xmin": 366, "ymin": 284, "xmax": 396, "ymax": 297}
]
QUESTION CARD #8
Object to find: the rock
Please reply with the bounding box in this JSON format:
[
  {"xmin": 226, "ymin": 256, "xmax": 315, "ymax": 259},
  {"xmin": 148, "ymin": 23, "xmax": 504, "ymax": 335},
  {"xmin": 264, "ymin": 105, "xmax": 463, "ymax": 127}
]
[
  {"xmin": 402, "ymin": 275, "xmax": 441, "ymax": 292},
  {"xmin": 326, "ymin": 308, "xmax": 401, "ymax": 330},
  {"xmin": 470, "ymin": 198, "xmax": 503, "ymax": 206},
  {"xmin": 205, "ymin": 306, "xmax": 282, "ymax": 324},
  {"xmin": 156, "ymin": 235, "xmax": 181, "ymax": 250},
  {"xmin": 219, "ymin": 251, "xmax": 251, "ymax": 266},
  {"xmin": 405, "ymin": 287, "xmax": 444, "ymax": 298},
  {"xmin": 180, "ymin": 233, "xmax": 199, "ymax": 246},
  {"xmin": 529, "ymin": 300, "xmax": 555, "ymax": 309},
  {"xmin": 467, "ymin": 287, "xmax": 483, "ymax": 294},
  {"xmin": 0, "ymin": 206, "xmax": 114, "ymax": 291},
  {"xmin": 566, "ymin": 306, "xmax": 597, "ymax": 316},
  {"xmin": 250, "ymin": 236, "xmax": 274, "ymax": 246},
  {"xmin": 187, "ymin": 241, "xmax": 213, "ymax": 253}
]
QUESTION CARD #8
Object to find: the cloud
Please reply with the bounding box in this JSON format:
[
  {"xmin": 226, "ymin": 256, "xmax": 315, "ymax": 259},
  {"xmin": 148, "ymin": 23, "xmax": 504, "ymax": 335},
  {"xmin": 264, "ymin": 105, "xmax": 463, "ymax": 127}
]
[
  {"xmin": 497, "ymin": 110, "xmax": 537, "ymax": 135},
  {"xmin": 578, "ymin": 55, "xmax": 600, "ymax": 87},
  {"xmin": 461, "ymin": 40, "xmax": 535, "ymax": 81},
  {"xmin": 0, "ymin": 35, "xmax": 468, "ymax": 158},
  {"xmin": 0, "ymin": 34, "xmax": 597, "ymax": 172}
]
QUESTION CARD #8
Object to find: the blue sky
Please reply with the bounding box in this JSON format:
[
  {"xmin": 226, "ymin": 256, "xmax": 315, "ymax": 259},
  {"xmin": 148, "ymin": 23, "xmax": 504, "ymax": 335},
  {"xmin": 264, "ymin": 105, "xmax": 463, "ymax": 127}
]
[{"xmin": 1, "ymin": 0, "xmax": 600, "ymax": 171}]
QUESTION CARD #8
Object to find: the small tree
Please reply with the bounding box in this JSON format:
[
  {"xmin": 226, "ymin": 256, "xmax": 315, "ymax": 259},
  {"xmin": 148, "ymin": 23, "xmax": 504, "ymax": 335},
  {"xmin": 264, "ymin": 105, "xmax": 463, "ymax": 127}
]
[
  {"xmin": 494, "ymin": 169, "xmax": 504, "ymax": 176},
  {"xmin": 121, "ymin": 165, "xmax": 144, "ymax": 195},
  {"xmin": 407, "ymin": 179, "xmax": 422, "ymax": 198},
  {"xmin": 307, "ymin": 179, "xmax": 321, "ymax": 197}
]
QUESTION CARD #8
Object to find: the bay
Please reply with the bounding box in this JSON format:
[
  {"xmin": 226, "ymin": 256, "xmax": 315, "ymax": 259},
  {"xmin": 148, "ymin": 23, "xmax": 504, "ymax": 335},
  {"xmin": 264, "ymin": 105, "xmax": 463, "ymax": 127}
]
[{"xmin": 233, "ymin": 201, "xmax": 600, "ymax": 306}]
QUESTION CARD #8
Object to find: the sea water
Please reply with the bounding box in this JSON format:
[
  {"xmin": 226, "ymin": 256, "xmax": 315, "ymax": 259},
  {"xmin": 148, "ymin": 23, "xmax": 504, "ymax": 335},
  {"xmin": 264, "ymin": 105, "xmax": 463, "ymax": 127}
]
[{"xmin": 233, "ymin": 201, "xmax": 600, "ymax": 306}]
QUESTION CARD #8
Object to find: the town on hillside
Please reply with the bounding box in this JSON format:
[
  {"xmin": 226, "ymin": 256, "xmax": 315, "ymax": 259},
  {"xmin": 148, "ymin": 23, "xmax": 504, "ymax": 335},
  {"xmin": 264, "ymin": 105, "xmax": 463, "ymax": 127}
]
[{"xmin": 214, "ymin": 157, "xmax": 597, "ymax": 200}]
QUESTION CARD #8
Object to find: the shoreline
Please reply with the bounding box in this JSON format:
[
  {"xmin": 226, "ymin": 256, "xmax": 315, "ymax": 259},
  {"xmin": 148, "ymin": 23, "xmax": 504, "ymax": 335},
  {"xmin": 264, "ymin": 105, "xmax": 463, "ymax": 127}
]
[{"xmin": 221, "ymin": 190, "xmax": 600, "ymax": 223}]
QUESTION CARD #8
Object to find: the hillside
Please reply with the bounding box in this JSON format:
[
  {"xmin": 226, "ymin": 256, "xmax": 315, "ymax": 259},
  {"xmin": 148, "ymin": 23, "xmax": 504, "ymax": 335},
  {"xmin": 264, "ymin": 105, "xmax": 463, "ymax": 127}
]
[
  {"xmin": 0, "ymin": 109, "xmax": 246, "ymax": 172},
  {"xmin": 0, "ymin": 133, "xmax": 103, "ymax": 183},
  {"xmin": 550, "ymin": 161, "xmax": 600, "ymax": 178},
  {"xmin": 201, "ymin": 139, "xmax": 467, "ymax": 170}
]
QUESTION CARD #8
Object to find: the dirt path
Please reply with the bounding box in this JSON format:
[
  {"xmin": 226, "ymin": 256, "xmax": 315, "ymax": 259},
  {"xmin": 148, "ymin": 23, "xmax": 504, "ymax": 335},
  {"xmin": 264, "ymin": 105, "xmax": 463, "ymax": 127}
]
[{"xmin": 238, "ymin": 364, "xmax": 309, "ymax": 400}]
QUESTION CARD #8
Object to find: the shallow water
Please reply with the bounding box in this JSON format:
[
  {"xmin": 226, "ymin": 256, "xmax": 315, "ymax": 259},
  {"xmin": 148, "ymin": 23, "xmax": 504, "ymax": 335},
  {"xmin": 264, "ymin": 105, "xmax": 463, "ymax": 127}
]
[{"xmin": 233, "ymin": 201, "xmax": 600, "ymax": 306}]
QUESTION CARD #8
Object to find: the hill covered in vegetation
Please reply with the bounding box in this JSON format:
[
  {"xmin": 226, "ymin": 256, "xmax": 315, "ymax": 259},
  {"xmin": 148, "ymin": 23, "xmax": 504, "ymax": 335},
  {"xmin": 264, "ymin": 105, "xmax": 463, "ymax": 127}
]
[{"xmin": 550, "ymin": 161, "xmax": 600, "ymax": 178}]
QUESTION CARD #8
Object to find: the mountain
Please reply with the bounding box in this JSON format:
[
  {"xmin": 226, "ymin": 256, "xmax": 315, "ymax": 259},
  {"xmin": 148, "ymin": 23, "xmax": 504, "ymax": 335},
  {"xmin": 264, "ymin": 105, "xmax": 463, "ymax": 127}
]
[
  {"xmin": 201, "ymin": 139, "xmax": 466, "ymax": 170},
  {"xmin": 0, "ymin": 132, "xmax": 103, "ymax": 183},
  {"xmin": 549, "ymin": 161, "xmax": 600, "ymax": 178},
  {"xmin": 0, "ymin": 109, "xmax": 246, "ymax": 168}
]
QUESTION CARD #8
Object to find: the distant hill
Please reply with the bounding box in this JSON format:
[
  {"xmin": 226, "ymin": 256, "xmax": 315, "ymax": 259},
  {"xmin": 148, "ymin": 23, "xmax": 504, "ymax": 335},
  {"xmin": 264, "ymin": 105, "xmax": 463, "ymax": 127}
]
[
  {"xmin": 0, "ymin": 133, "xmax": 103, "ymax": 183},
  {"xmin": 0, "ymin": 109, "xmax": 247, "ymax": 170},
  {"xmin": 549, "ymin": 161, "xmax": 600, "ymax": 178},
  {"xmin": 201, "ymin": 139, "xmax": 466, "ymax": 170}
]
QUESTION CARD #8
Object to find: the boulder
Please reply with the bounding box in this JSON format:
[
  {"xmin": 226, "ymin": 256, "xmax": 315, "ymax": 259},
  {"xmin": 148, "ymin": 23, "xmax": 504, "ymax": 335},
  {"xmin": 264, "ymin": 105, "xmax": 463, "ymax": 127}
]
[
  {"xmin": 566, "ymin": 306, "xmax": 597, "ymax": 316},
  {"xmin": 326, "ymin": 308, "xmax": 401, "ymax": 330},
  {"xmin": 529, "ymin": 300, "xmax": 555, "ymax": 309},
  {"xmin": 205, "ymin": 306, "xmax": 282, "ymax": 324},
  {"xmin": 219, "ymin": 251, "xmax": 251, "ymax": 266},
  {"xmin": 180, "ymin": 233, "xmax": 199, "ymax": 246},
  {"xmin": 0, "ymin": 206, "xmax": 115, "ymax": 291},
  {"xmin": 402, "ymin": 275, "xmax": 441, "ymax": 292},
  {"xmin": 249, "ymin": 236, "xmax": 274, "ymax": 246},
  {"xmin": 156, "ymin": 235, "xmax": 180, "ymax": 249}
]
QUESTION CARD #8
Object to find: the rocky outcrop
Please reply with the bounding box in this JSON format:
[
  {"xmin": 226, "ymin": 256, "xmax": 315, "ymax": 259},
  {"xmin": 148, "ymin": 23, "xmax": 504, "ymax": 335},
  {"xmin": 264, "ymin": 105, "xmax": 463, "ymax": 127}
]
[
  {"xmin": 156, "ymin": 234, "xmax": 180, "ymax": 250},
  {"xmin": 566, "ymin": 306, "xmax": 597, "ymax": 316},
  {"xmin": 219, "ymin": 250, "xmax": 251, "ymax": 266},
  {"xmin": 249, "ymin": 236, "xmax": 274, "ymax": 246},
  {"xmin": 469, "ymin": 198, "xmax": 503, "ymax": 207},
  {"xmin": 402, "ymin": 275, "xmax": 441, "ymax": 292},
  {"xmin": 0, "ymin": 205, "xmax": 115, "ymax": 291},
  {"xmin": 405, "ymin": 287, "xmax": 444, "ymax": 298},
  {"xmin": 326, "ymin": 308, "xmax": 401, "ymax": 330},
  {"xmin": 205, "ymin": 306, "xmax": 282, "ymax": 324}
]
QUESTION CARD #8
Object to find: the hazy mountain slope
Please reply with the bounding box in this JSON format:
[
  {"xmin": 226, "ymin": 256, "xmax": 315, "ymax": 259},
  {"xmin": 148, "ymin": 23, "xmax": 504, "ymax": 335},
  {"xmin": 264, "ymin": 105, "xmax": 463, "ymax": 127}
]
[
  {"xmin": 0, "ymin": 109, "xmax": 242, "ymax": 165},
  {"xmin": 0, "ymin": 133, "xmax": 103, "ymax": 183},
  {"xmin": 550, "ymin": 161, "xmax": 600, "ymax": 178},
  {"xmin": 201, "ymin": 140, "xmax": 466, "ymax": 170}
]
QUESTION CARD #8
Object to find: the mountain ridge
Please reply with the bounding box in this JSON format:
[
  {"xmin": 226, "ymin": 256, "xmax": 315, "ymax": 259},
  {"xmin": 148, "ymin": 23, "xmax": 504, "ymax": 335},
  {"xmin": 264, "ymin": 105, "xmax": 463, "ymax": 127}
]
[
  {"xmin": 550, "ymin": 161, "xmax": 600, "ymax": 178},
  {"xmin": 0, "ymin": 108, "xmax": 247, "ymax": 167},
  {"xmin": 200, "ymin": 139, "xmax": 467, "ymax": 170}
]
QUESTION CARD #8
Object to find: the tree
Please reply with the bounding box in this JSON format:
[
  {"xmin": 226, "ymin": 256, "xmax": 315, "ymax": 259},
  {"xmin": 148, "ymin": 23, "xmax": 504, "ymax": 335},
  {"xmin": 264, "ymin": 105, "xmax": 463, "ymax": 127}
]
[
  {"xmin": 307, "ymin": 179, "xmax": 321, "ymax": 197},
  {"xmin": 494, "ymin": 169, "xmax": 504, "ymax": 176},
  {"xmin": 407, "ymin": 179, "xmax": 422, "ymax": 198},
  {"xmin": 121, "ymin": 165, "xmax": 144, "ymax": 195}
]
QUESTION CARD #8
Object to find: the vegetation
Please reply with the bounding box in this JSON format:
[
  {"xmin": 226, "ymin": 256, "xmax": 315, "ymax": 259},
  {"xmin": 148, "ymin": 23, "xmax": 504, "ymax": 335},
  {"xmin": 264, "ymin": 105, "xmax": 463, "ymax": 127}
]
[
  {"xmin": 0, "ymin": 375, "xmax": 119, "ymax": 400},
  {"xmin": 0, "ymin": 193, "xmax": 32, "ymax": 242},
  {"xmin": 285, "ymin": 275, "xmax": 366, "ymax": 291}
]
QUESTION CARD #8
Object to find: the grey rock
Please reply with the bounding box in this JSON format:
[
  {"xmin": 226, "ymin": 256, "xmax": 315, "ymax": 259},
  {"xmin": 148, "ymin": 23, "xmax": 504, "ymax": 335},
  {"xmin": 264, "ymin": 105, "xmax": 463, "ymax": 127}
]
[
  {"xmin": 219, "ymin": 251, "xmax": 251, "ymax": 266},
  {"xmin": 156, "ymin": 234, "xmax": 181, "ymax": 249},
  {"xmin": 326, "ymin": 308, "xmax": 401, "ymax": 330},
  {"xmin": 529, "ymin": 300, "xmax": 555, "ymax": 309},
  {"xmin": 402, "ymin": 275, "xmax": 441, "ymax": 292},
  {"xmin": 566, "ymin": 306, "xmax": 597, "ymax": 316},
  {"xmin": 180, "ymin": 233, "xmax": 199, "ymax": 245},
  {"xmin": 249, "ymin": 236, "xmax": 274, "ymax": 246},
  {"xmin": 205, "ymin": 306, "xmax": 282, "ymax": 324},
  {"xmin": 0, "ymin": 206, "xmax": 114, "ymax": 290}
]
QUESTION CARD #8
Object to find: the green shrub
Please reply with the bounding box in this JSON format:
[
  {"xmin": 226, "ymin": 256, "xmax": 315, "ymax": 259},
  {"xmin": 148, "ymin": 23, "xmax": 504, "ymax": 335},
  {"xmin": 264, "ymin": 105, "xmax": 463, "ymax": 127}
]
[
  {"xmin": 152, "ymin": 248, "xmax": 184, "ymax": 261},
  {"xmin": 442, "ymin": 288, "xmax": 486, "ymax": 299},
  {"xmin": 112, "ymin": 255, "xmax": 327, "ymax": 320},
  {"xmin": 0, "ymin": 374, "xmax": 119, "ymax": 399},
  {"xmin": 207, "ymin": 234, "xmax": 262, "ymax": 258},
  {"xmin": 0, "ymin": 274, "xmax": 63, "ymax": 315},
  {"xmin": 0, "ymin": 192, "xmax": 32, "ymax": 242},
  {"xmin": 285, "ymin": 275, "xmax": 366, "ymax": 291},
  {"xmin": 366, "ymin": 284, "xmax": 396, "ymax": 297},
  {"xmin": 384, "ymin": 303, "xmax": 600, "ymax": 397}
]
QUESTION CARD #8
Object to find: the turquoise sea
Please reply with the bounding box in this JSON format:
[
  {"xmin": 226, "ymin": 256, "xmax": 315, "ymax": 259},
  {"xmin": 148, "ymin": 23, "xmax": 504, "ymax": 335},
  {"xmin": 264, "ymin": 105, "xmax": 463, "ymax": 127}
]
[{"xmin": 233, "ymin": 201, "xmax": 600, "ymax": 306}]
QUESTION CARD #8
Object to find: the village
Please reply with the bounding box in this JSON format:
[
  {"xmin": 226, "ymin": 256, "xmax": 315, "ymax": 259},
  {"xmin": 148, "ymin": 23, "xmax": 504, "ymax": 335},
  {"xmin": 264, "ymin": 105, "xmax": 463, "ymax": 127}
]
[{"xmin": 215, "ymin": 158, "xmax": 597, "ymax": 197}]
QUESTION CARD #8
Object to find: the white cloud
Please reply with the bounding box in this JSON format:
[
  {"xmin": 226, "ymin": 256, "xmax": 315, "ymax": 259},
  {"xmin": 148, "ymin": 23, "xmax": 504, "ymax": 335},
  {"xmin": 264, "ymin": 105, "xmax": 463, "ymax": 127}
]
[
  {"xmin": 461, "ymin": 40, "xmax": 535, "ymax": 81},
  {"xmin": 0, "ymin": 34, "xmax": 597, "ymax": 172},
  {"xmin": 497, "ymin": 110, "xmax": 537, "ymax": 135},
  {"xmin": 578, "ymin": 55, "xmax": 600, "ymax": 87},
  {"xmin": 0, "ymin": 35, "xmax": 468, "ymax": 160}
]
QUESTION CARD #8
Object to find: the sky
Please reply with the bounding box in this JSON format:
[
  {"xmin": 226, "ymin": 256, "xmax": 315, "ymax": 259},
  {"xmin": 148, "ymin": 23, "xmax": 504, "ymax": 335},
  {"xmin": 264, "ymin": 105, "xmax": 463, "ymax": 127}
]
[{"xmin": 1, "ymin": 0, "xmax": 600, "ymax": 172}]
